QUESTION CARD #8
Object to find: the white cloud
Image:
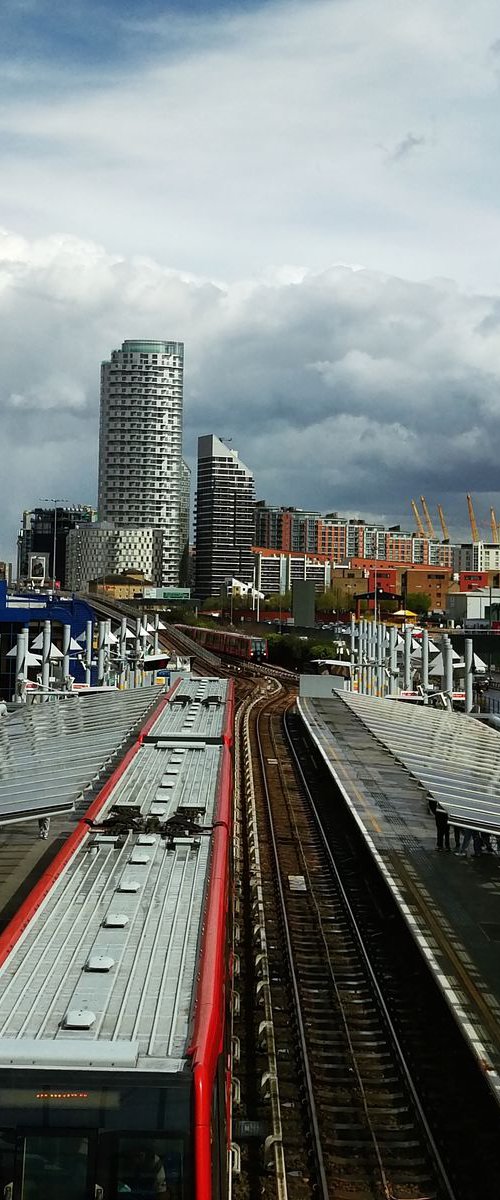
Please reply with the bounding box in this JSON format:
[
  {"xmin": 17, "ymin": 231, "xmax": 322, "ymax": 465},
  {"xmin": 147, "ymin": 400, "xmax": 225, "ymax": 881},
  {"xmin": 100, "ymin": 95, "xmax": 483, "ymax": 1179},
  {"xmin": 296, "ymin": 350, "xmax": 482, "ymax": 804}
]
[
  {"xmin": 1, "ymin": 229, "xmax": 500, "ymax": 562},
  {"xmin": 0, "ymin": 0, "xmax": 500, "ymax": 286},
  {"xmin": 2, "ymin": 0, "xmax": 500, "ymax": 562}
]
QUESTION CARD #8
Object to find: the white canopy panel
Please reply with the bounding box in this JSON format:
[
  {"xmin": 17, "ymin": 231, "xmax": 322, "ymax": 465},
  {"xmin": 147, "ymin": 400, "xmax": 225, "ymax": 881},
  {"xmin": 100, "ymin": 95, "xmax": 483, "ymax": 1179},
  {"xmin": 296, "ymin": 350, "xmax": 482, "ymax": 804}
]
[
  {"xmin": 0, "ymin": 686, "xmax": 166, "ymax": 826},
  {"xmin": 340, "ymin": 690, "xmax": 500, "ymax": 834}
]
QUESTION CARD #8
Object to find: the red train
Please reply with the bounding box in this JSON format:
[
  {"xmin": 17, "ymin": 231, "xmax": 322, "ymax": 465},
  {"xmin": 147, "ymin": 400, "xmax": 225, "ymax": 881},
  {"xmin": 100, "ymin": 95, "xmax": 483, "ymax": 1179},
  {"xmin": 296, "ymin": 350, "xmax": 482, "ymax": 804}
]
[
  {"xmin": 176, "ymin": 624, "xmax": 268, "ymax": 662},
  {"xmin": 0, "ymin": 678, "xmax": 235, "ymax": 1200}
]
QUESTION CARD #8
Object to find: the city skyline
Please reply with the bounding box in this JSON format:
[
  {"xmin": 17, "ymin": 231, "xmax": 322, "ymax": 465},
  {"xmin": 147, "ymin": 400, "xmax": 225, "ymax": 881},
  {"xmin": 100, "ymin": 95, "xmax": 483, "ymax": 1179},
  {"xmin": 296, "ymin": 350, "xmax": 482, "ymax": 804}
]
[{"xmin": 2, "ymin": 1, "xmax": 500, "ymax": 560}]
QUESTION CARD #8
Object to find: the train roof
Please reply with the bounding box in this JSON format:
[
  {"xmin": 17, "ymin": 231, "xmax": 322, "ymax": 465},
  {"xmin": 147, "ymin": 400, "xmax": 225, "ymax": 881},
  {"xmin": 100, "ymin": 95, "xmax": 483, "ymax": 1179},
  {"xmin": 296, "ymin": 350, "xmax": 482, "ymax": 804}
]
[
  {"xmin": 0, "ymin": 677, "xmax": 232, "ymax": 1077},
  {"xmin": 145, "ymin": 676, "xmax": 229, "ymax": 743}
]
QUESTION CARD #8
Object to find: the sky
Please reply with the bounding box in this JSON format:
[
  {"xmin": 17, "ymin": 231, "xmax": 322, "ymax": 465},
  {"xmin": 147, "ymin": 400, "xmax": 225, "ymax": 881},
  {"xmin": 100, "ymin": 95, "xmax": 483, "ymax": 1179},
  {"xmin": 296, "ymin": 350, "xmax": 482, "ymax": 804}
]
[{"xmin": 2, "ymin": 0, "xmax": 500, "ymax": 562}]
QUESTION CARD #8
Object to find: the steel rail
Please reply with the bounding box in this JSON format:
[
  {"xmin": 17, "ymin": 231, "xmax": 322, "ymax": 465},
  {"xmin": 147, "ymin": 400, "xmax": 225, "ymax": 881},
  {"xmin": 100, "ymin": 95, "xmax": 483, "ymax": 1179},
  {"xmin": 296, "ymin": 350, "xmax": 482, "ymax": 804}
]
[
  {"xmin": 237, "ymin": 684, "xmax": 289, "ymax": 1200},
  {"xmin": 283, "ymin": 709, "xmax": 458, "ymax": 1200},
  {"xmin": 255, "ymin": 697, "xmax": 330, "ymax": 1200}
]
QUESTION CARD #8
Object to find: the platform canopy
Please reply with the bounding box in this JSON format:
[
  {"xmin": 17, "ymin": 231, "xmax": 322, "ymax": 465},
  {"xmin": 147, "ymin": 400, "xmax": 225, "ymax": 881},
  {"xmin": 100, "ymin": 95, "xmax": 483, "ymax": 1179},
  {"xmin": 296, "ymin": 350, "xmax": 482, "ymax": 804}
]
[
  {"xmin": 340, "ymin": 690, "xmax": 500, "ymax": 835},
  {"xmin": 0, "ymin": 686, "xmax": 166, "ymax": 826}
]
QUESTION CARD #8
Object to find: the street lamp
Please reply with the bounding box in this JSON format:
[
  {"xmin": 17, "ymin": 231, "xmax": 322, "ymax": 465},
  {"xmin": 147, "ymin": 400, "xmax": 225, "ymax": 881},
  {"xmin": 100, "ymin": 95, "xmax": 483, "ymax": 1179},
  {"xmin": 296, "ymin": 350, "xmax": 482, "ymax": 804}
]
[{"xmin": 41, "ymin": 498, "xmax": 69, "ymax": 588}]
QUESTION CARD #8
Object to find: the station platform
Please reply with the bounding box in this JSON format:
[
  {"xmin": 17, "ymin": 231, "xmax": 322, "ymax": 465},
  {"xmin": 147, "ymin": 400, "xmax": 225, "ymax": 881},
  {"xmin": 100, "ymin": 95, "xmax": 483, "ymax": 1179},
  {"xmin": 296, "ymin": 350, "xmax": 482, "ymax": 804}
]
[{"xmin": 298, "ymin": 692, "xmax": 500, "ymax": 1106}]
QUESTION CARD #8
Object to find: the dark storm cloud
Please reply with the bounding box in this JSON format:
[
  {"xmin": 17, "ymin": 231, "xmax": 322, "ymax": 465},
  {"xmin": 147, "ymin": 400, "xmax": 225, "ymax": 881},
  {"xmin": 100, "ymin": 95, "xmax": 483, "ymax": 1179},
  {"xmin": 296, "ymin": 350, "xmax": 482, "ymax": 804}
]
[{"xmin": 1, "ymin": 232, "xmax": 499, "ymax": 559}]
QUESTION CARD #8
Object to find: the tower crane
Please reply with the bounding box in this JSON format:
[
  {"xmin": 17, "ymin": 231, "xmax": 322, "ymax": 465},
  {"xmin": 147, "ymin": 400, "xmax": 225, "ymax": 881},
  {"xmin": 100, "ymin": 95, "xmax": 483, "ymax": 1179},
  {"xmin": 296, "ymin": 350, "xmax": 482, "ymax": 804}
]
[
  {"xmin": 420, "ymin": 495, "xmax": 436, "ymax": 539},
  {"xmin": 411, "ymin": 499, "xmax": 426, "ymax": 538},
  {"xmin": 437, "ymin": 504, "xmax": 450, "ymax": 542},
  {"xmin": 466, "ymin": 493, "xmax": 480, "ymax": 543},
  {"xmin": 491, "ymin": 507, "xmax": 499, "ymax": 544}
]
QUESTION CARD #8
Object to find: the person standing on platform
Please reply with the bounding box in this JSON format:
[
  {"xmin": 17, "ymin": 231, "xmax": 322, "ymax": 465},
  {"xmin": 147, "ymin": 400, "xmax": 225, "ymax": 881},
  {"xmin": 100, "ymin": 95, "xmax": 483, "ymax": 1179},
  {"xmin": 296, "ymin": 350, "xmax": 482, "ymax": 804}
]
[
  {"xmin": 429, "ymin": 797, "xmax": 451, "ymax": 850},
  {"xmin": 458, "ymin": 827, "xmax": 482, "ymax": 857},
  {"xmin": 37, "ymin": 816, "xmax": 50, "ymax": 840},
  {"xmin": 434, "ymin": 804, "xmax": 450, "ymax": 851},
  {"xmin": 452, "ymin": 825, "xmax": 462, "ymax": 851}
]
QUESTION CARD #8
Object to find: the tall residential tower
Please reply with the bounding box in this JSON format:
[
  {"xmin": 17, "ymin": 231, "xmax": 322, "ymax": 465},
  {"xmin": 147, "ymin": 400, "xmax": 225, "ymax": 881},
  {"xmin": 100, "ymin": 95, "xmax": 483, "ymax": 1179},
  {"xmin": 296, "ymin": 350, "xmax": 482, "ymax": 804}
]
[
  {"xmin": 98, "ymin": 339, "xmax": 184, "ymax": 584},
  {"xmin": 195, "ymin": 435, "xmax": 255, "ymax": 599}
]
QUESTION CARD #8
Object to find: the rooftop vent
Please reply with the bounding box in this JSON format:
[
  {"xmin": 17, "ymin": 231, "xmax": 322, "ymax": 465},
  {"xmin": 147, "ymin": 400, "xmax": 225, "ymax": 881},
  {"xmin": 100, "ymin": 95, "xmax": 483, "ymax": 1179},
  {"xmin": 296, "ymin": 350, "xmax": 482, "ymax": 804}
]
[
  {"xmin": 117, "ymin": 880, "xmax": 141, "ymax": 893},
  {"xmin": 64, "ymin": 1009, "xmax": 96, "ymax": 1030},
  {"xmin": 86, "ymin": 955, "xmax": 115, "ymax": 973},
  {"xmin": 129, "ymin": 852, "xmax": 150, "ymax": 865},
  {"xmin": 103, "ymin": 913, "xmax": 129, "ymax": 928}
]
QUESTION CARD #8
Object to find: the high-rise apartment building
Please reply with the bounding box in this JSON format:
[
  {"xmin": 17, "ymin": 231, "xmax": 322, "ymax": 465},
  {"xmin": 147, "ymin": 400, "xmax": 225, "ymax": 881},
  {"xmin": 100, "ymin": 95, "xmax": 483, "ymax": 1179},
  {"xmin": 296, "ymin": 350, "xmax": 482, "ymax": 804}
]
[
  {"xmin": 98, "ymin": 339, "xmax": 184, "ymax": 585},
  {"xmin": 195, "ymin": 436, "xmax": 255, "ymax": 599}
]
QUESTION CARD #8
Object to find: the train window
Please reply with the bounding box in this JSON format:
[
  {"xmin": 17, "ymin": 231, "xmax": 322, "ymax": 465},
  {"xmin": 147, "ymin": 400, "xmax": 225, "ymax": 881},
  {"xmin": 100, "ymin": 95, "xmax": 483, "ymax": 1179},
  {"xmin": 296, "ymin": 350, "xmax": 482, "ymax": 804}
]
[
  {"xmin": 97, "ymin": 1133, "xmax": 185, "ymax": 1200},
  {"xmin": 9, "ymin": 1133, "xmax": 89, "ymax": 1200}
]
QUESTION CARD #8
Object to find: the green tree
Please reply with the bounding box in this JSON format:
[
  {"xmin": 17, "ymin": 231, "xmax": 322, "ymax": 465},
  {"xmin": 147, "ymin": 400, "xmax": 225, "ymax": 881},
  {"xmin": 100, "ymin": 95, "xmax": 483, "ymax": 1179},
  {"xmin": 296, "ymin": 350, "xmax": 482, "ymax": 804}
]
[
  {"xmin": 264, "ymin": 592, "xmax": 291, "ymax": 609},
  {"xmin": 316, "ymin": 587, "xmax": 350, "ymax": 613},
  {"xmin": 406, "ymin": 592, "xmax": 431, "ymax": 614},
  {"xmin": 201, "ymin": 596, "xmax": 221, "ymax": 611}
]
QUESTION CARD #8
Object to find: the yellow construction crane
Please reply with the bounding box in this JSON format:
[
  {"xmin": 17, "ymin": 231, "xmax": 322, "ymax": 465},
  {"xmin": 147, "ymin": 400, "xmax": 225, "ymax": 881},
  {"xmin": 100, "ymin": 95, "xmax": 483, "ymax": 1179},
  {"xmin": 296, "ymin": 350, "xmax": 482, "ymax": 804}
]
[
  {"xmin": 466, "ymin": 493, "xmax": 480, "ymax": 543},
  {"xmin": 437, "ymin": 504, "xmax": 450, "ymax": 542},
  {"xmin": 411, "ymin": 499, "xmax": 426, "ymax": 538},
  {"xmin": 420, "ymin": 495, "xmax": 436, "ymax": 540},
  {"xmin": 491, "ymin": 507, "xmax": 499, "ymax": 544}
]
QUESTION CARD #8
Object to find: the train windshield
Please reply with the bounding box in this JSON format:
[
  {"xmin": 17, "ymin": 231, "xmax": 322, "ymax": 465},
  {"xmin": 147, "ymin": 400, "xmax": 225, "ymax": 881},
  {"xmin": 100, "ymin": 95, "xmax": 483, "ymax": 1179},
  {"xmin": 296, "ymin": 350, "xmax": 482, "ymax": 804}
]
[{"xmin": 0, "ymin": 1080, "xmax": 192, "ymax": 1200}]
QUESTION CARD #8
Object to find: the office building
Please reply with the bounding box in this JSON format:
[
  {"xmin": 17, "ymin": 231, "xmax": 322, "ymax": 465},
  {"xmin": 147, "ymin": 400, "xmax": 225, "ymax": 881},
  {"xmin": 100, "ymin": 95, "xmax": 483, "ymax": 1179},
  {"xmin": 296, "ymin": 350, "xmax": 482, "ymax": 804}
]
[
  {"xmin": 17, "ymin": 506, "xmax": 96, "ymax": 587},
  {"xmin": 195, "ymin": 436, "xmax": 255, "ymax": 599},
  {"xmin": 98, "ymin": 339, "xmax": 184, "ymax": 584},
  {"xmin": 66, "ymin": 524, "xmax": 164, "ymax": 592}
]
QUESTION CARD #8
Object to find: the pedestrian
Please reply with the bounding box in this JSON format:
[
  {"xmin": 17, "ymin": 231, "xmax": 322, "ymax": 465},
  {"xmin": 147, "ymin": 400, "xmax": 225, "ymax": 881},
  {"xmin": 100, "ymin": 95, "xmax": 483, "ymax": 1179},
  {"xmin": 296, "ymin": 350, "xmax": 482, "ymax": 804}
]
[
  {"xmin": 37, "ymin": 816, "xmax": 50, "ymax": 840},
  {"xmin": 458, "ymin": 827, "xmax": 482, "ymax": 857},
  {"xmin": 452, "ymin": 825, "xmax": 462, "ymax": 851},
  {"xmin": 435, "ymin": 805, "xmax": 450, "ymax": 851}
]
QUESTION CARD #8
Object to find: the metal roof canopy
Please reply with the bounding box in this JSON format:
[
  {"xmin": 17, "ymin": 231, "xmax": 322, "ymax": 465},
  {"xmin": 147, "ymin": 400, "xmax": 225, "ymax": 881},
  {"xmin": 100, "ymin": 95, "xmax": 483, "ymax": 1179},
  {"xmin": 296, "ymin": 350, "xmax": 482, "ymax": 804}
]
[
  {"xmin": 340, "ymin": 691, "xmax": 500, "ymax": 835},
  {"xmin": 0, "ymin": 686, "xmax": 165, "ymax": 826}
]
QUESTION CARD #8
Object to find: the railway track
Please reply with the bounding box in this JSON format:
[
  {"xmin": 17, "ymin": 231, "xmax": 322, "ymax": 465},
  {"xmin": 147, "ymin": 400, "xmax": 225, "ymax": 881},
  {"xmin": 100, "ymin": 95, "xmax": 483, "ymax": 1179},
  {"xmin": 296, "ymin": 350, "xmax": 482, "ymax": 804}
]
[{"xmin": 236, "ymin": 688, "xmax": 500, "ymax": 1200}]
